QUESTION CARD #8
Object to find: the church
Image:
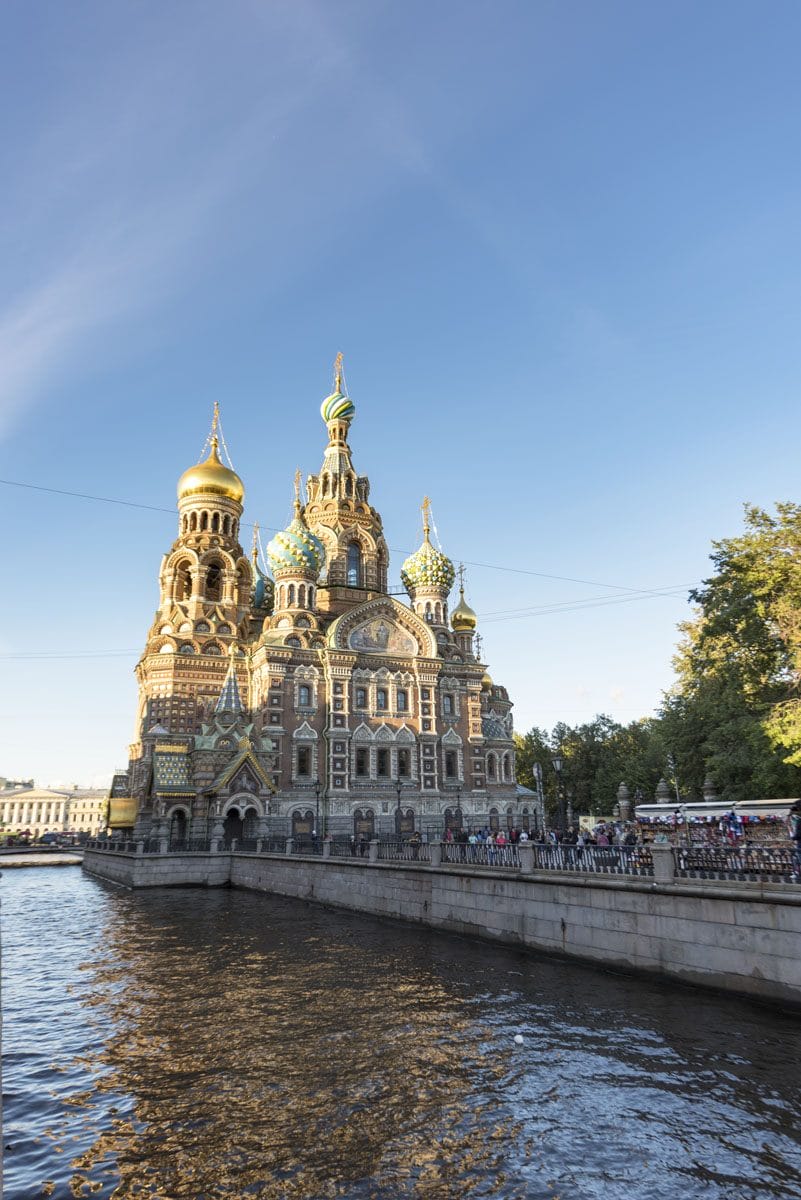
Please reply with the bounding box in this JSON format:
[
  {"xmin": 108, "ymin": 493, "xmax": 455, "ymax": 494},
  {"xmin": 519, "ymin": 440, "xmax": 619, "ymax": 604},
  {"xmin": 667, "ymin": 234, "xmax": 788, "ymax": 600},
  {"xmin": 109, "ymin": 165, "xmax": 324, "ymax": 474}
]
[{"xmin": 108, "ymin": 358, "xmax": 524, "ymax": 844}]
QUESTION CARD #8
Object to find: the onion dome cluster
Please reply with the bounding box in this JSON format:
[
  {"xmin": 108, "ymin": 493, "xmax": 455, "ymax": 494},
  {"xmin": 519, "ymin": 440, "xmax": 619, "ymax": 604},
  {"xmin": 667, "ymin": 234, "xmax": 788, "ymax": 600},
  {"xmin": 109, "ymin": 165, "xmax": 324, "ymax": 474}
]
[
  {"xmin": 178, "ymin": 438, "xmax": 244, "ymax": 504},
  {"xmin": 266, "ymin": 512, "xmax": 325, "ymax": 578},
  {"xmin": 401, "ymin": 536, "xmax": 455, "ymax": 596}
]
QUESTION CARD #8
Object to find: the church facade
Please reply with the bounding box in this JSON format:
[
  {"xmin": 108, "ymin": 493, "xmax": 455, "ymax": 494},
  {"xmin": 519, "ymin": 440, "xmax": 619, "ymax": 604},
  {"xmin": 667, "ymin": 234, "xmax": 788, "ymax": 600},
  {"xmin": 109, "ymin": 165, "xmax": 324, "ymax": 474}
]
[{"xmin": 110, "ymin": 359, "xmax": 523, "ymax": 844}]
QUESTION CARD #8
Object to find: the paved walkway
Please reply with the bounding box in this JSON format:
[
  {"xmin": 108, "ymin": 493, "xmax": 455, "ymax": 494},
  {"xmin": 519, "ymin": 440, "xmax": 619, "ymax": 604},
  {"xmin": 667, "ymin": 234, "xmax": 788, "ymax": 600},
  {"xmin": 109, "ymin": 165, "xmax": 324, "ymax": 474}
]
[{"xmin": 0, "ymin": 852, "xmax": 83, "ymax": 868}]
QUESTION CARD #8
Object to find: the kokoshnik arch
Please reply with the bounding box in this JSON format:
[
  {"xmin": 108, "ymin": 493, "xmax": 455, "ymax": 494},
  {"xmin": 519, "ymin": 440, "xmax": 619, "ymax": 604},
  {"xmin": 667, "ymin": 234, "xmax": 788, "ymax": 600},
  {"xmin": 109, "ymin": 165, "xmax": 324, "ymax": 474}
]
[{"xmin": 108, "ymin": 356, "xmax": 525, "ymax": 844}]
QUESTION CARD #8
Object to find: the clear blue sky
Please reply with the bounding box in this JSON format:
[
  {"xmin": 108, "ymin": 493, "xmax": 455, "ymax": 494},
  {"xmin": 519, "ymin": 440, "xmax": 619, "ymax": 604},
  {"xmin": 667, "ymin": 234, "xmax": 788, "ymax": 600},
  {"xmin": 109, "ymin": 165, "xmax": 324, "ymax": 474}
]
[{"xmin": 2, "ymin": 1, "xmax": 801, "ymax": 786}]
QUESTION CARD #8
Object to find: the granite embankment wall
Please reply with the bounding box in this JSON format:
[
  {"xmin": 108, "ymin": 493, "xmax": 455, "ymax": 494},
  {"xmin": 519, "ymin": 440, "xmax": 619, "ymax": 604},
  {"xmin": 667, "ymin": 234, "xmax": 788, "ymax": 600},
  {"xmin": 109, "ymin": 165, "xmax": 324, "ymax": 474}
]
[{"xmin": 83, "ymin": 849, "xmax": 801, "ymax": 1006}]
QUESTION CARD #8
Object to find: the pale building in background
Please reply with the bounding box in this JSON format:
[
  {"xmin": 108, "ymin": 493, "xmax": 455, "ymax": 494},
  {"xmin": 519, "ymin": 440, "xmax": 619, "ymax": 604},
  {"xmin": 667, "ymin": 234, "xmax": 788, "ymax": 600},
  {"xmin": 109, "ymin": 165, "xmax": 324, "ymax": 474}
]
[{"xmin": 0, "ymin": 782, "xmax": 108, "ymax": 839}]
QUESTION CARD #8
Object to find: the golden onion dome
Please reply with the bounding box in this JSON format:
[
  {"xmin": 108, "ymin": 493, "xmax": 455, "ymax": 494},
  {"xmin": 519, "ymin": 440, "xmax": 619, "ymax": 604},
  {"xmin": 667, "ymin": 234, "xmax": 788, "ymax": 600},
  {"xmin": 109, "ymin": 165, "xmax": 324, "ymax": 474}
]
[
  {"xmin": 481, "ymin": 671, "xmax": 493, "ymax": 689},
  {"xmin": 178, "ymin": 438, "xmax": 244, "ymax": 504},
  {"xmin": 451, "ymin": 585, "xmax": 477, "ymax": 632}
]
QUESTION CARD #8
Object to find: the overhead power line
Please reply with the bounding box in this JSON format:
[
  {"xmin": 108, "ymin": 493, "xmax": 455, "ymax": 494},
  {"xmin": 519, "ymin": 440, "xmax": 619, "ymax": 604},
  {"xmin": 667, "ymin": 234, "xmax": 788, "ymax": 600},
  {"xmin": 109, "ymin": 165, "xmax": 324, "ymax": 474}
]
[{"xmin": 0, "ymin": 476, "xmax": 700, "ymax": 598}]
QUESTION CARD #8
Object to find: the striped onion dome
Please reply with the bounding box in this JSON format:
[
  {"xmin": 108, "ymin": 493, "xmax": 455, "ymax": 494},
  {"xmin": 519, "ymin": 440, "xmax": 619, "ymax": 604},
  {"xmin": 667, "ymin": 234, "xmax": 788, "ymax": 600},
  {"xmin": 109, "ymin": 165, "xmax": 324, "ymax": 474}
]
[{"xmin": 320, "ymin": 353, "xmax": 355, "ymax": 423}]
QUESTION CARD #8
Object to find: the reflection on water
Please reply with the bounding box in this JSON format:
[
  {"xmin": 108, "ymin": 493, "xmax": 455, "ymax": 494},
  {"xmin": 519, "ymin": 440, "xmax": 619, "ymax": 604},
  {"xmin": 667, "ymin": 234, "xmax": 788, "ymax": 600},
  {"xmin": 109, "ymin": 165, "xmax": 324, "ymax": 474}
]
[{"xmin": 3, "ymin": 869, "xmax": 801, "ymax": 1199}]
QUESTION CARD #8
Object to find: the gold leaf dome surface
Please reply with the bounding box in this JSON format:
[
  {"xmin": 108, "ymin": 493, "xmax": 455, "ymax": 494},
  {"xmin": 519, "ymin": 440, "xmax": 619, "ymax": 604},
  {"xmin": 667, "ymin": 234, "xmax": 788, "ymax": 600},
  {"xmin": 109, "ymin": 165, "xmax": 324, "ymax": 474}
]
[
  {"xmin": 177, "ymin": 439, "xmax": 244, "ymax": 504},
  {"xmin": 451, "ymin": 588, "xmax": 477, "ymax": 632}
]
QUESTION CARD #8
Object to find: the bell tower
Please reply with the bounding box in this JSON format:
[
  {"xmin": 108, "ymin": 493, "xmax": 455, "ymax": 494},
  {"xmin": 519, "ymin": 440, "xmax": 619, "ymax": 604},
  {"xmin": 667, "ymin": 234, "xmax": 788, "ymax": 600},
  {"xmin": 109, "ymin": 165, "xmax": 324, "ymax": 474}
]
[{"xmin": 131, "ymin": 406, "xmax": 253, "ymax": 757}]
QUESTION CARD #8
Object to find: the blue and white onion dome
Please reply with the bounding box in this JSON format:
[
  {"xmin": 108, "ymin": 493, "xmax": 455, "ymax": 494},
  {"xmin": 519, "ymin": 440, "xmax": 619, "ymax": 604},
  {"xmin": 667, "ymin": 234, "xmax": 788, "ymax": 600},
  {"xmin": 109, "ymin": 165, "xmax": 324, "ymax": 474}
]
[
  {"xmin": 401, "ymin": 531, "xmax": 455, "ymax": 596},
  {"xmin": 320, "ymin": 352, "xmax": 356, "ymax": 424},
  {"xmin": 266, "ymin": 504, "xmax": 326, "ymax": 578}
]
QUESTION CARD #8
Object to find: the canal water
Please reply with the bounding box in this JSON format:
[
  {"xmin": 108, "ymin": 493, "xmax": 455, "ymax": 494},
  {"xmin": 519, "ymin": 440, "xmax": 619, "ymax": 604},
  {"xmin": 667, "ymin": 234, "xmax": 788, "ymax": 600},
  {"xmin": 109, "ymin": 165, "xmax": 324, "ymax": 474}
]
[{"xmin": 3, "ymin": 868, "xmax": 801, "ymax": 1200}]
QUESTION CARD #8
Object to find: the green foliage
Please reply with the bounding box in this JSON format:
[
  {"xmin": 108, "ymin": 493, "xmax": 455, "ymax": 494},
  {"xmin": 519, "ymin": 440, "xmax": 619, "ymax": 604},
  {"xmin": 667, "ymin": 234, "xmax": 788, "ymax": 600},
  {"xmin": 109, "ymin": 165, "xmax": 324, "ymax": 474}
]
[
  {"xmin": 515, "ymin": 503, "xmax": 801, "ymax": 808},
  {"xmin": 664, "ymin": 503, "xmax": 801, "ymax": 800}
]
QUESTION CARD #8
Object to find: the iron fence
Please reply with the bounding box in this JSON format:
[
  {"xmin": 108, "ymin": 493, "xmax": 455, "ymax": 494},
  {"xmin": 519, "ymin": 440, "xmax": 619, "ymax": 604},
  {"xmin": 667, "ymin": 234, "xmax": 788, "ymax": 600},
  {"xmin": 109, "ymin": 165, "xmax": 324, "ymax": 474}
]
[
  {"xmin": 674, "ymin": 843, "xmax": 797, "ymax": 883},
  {"xmin": 529, "ymin": 845, "xmax": 654, "ymax": 877},
  {"xmin": 442, "ymin": 842, "xmax": 521, "ymax": 868},
  {"xmin": 377, "ymin": 840, "xmax": 430, "ymax": 863}
]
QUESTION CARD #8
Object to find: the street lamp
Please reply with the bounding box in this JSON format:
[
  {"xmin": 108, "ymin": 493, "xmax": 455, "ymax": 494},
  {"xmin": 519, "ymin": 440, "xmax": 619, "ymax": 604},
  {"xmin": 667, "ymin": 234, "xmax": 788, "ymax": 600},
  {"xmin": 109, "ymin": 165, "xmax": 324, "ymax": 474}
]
[
  {"xmin": 395, "ymin": 778, "xmax": 404, "ymax": 838},
  {"xmin": 551, "ymin": 754, "xmax": 565, "ymax": 832},
  {"xmin": 313, "ymin": 779, "xmax": 321, "ymax": 837}
]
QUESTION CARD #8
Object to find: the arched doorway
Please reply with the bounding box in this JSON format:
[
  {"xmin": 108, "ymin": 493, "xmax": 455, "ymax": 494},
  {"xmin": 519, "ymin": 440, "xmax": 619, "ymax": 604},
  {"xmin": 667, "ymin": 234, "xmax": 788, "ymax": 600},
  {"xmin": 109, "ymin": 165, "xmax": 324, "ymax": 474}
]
[
  {"xmin": 444, "ymin": 806, "xmax": 463, "ymax": 833},
  {"xmin": 489, "ymin": 807, "xmax": 500, "ymax": 831},
  {"xmin": 224, "ymin": 806, "xmax": 243, "ymax": 845},
  {"xmin": 243, "ymin": 807, "xmax": 259, "ymax": 839},
  {"xmin": 506, "ymin": 806, "xmax": 514, "ymax": 831},
  {"xmin": 169, "ymin": 808, "xmax": 188, "ymax": 847},
  {"xmin": 521, "ymin": 807, "xmax": 531, "ymax": 832}
]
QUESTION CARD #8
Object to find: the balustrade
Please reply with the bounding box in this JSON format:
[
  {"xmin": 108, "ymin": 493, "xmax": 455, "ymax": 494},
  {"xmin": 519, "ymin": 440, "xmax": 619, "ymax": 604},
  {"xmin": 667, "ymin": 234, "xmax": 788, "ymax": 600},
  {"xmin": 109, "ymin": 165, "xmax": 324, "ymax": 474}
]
[{"xmin": 82, "ymin": 834, "xmax": 801, "ymax": 885}]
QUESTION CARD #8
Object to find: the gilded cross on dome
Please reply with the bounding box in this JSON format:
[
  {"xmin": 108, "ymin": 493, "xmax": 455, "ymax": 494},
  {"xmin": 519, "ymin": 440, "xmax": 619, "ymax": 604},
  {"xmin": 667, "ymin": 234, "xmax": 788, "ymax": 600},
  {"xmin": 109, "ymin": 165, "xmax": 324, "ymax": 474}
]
[{"xmin": 421, "ymin": 495, "xmax": 432, "ymax": 540}]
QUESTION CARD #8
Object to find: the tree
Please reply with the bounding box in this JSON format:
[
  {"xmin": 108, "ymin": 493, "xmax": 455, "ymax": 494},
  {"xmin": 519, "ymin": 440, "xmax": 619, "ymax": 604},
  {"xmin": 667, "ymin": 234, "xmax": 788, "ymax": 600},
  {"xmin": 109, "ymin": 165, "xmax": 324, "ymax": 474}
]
[{"xmin": 662, "ymin": 503, "xmax": 801, "ymax": 800}]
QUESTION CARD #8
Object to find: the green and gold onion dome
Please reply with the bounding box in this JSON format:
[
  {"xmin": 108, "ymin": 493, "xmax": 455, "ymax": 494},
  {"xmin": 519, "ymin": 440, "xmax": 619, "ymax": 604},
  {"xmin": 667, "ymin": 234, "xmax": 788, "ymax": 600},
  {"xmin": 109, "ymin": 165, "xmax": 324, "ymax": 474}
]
[
  {"xmin": 451, "ymin": 585, "xmax": 478, "ymax": 632},
  {"xmin": 320, "ymin": 351, "xmax": 356, "ymax": 423},
  {"xmin": 401, "ymin": 514, "xmax": 455, "ymax": 596},
  {"xmin": 266, "ymin": 503, "xmax": 325, "ymax": 578},
  {"xmin": 178, "ymin": 437, "xmax": 244, "ymax": 504}
]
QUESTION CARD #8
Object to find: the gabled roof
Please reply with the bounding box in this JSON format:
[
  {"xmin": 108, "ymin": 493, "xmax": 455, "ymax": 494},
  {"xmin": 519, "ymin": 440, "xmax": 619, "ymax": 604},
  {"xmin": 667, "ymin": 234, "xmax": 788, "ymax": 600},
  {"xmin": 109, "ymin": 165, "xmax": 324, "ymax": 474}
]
[{"xmin": 206, "ymin": 742, "xmax": 275, "ymax": 794}]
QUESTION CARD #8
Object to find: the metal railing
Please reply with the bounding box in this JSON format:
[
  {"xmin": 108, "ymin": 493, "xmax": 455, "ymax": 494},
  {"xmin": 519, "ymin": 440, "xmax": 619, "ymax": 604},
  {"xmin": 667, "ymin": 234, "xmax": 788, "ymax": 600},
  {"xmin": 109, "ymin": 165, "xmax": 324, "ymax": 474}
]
[
  {"xmin": 674, "ymin": 843, "xmax": 797, "ymax": 882},
  {"xmin": 442, "ymin": 842, "xmax": 521, "ymax": 868},
  {"xmin": 377, "ymin": 840, "xmax": 430, "ymax": 863},
  {"xmin": 82, "ymin": 835, "xmax": 800, "ymax": 885},
  {"xmin": 530, "ymin": 844, "xmax": 654, "ymax": 877}
]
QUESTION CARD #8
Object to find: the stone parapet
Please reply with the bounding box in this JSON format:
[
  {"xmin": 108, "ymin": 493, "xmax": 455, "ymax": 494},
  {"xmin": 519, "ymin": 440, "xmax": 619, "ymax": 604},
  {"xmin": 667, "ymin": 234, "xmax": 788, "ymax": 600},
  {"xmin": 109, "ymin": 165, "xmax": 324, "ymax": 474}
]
[{"xmin": 82, "ymin": 848, "xmax": 801, "ymax": 1006}]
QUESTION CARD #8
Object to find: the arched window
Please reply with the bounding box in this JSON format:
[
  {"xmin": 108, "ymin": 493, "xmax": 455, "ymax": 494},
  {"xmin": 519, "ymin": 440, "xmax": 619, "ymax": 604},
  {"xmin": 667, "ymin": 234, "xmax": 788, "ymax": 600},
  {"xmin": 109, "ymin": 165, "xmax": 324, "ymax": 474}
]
[
  {"xmin": 288, "ymin": 584, "xmax": 296, "ymax": 607},
  {"xmin": 298, "ymin": 584, "xmax": 306, "ymax": 608},
  {"xmin": 347, "ymin": 542, "xmax": 362, "ymax": 587},
  {"xmin": 175, "ymin": 561, "xmax": 192, "ymax": 601},
  {"xmin": 211, "ymin": 512, "xmax": 220, "ymax": 533},
  {"xmin": 222, "ymin": 515, "xmax": 230, "ymax": 535},
  {"xmin": 345, "ymin": 476, "xmax": 353, "ymax": 498},
  {"xmin": 487, "ymin": 754, "xmax": 496, "ymax": 780},
  {"xmin": 376, "ymin": 688, "xmax": 388, "ymax": 711},
  {"xmin": 298, "ymin": 684, "xmax": 311, "ymax": 707},
  {"xmin": 190, "ymin": 512, "xmax": 198, "ymax": 532},
  {"xmin": 205, "ymin": 563, "xmax": 222, "ymax": 601},
  {"xmin": 200, "ymin": 511, "xmax": 208, "ymax": 531},
  {"xmin": 397, "ymin": 689, "xmax": 408, "ymax": 712},
  {"xmin": 503, "ymin": 754, "xmax": 512, "ymax": 781}
]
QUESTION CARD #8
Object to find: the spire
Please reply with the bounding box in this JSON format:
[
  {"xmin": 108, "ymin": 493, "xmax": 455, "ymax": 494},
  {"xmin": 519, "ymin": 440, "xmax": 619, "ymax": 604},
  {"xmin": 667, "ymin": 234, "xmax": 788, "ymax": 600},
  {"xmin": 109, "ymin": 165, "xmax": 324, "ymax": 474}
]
[
  {"xmin": 422, "ymin": 496, "xmax": 432, "ymax": 543},
  {"xmin": 294, "ymin": 467, "xmax": 302, "ymax": 517},
  {"xmin": 251, "ymin": 522, "xmax": 260, "ymax": 566},
  {"xmin": 215, "ymin": 643, "xmax": 243, "ymax": 714}
]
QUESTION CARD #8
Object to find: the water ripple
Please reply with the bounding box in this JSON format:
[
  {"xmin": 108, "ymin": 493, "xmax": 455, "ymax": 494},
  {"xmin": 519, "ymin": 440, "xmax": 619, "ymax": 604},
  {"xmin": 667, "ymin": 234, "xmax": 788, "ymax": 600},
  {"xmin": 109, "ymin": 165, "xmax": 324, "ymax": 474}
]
[{"xmin": 3, "ymin": 869, "xmax": 801, "ymax": 1199}]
